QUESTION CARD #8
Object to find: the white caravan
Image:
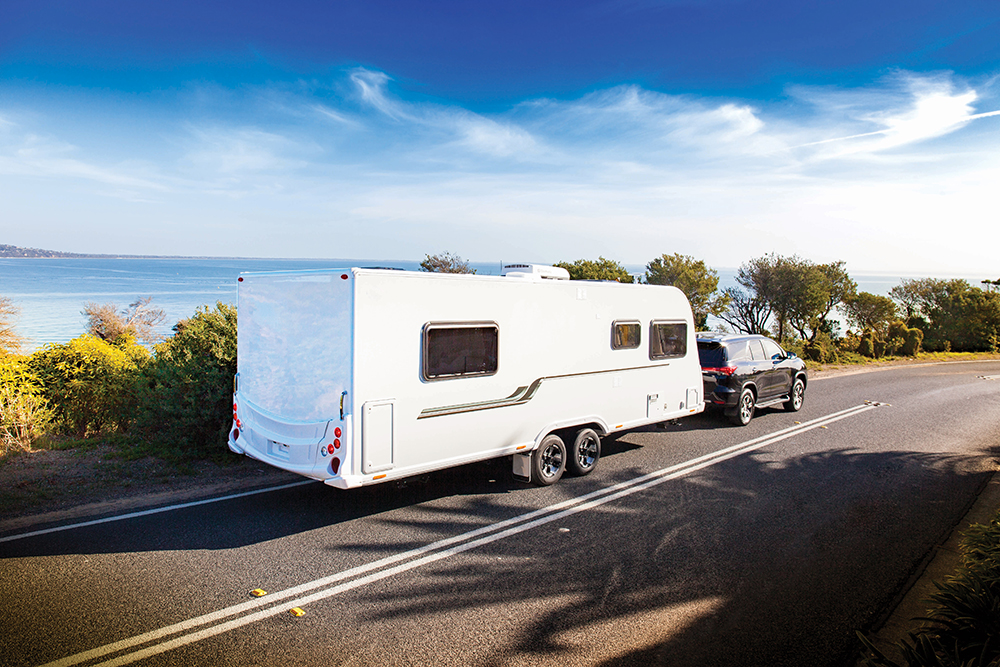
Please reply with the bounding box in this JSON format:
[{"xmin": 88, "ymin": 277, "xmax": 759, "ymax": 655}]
[{"xmin": 228, "ymin": 264, "xmax": 704, "ymax": 488}]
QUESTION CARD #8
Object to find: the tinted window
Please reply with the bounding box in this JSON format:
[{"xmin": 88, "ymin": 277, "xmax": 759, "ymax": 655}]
[
  {"xmin": 650, "ymin": 322, "xmax": 687, "ymax": 360},
  {"xmin": 423, "ymin": 323, "xmax": 498, "ymax": 380},
  {"xmin": 760, "ymin": 338, "xmax": 784, "ymax": 360},
  {"xmin": 697, "ymin": 342, "xmax": 726, "ymax": 367},
  {"xmin": 612, "ymin": 321, "xmax": 641, "ymax": 349},
  {"xmin": 725, "ymin": 340, "xmax": 749, "ymax": 361},
  {"xmin": 749, "ymin": 339, "xmax": 766, "ymax": 361}
]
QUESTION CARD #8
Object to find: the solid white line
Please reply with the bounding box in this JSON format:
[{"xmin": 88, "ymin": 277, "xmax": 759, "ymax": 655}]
[
  {"xmin": 0, "ymin": 481, "xmax": 316, "ymax": 545},
  {"xmin": 40, "ymin": 403, "xmax": 879, "ymax": 667}
]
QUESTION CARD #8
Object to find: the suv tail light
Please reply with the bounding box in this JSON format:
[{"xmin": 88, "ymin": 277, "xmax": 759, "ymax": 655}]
[{"xmin": 703, "ymin": 366, "xmax": 737, "ymax": 376}]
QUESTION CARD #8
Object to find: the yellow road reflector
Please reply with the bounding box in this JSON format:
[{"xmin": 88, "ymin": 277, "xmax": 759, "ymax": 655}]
[
  {"xmin": 290, "ymin": 607, "xmax": 306, "ymax": 617},
  {"xmin": 250, "ymin": 589, "xmax": 267, "ymax": 597},
  {"xmin": 820, "ymin": 426, "xmax": 828, "ymax": 429},
  {"xmin": 794, "ymin": 421, "xmax": 801, "ymax": 424}
]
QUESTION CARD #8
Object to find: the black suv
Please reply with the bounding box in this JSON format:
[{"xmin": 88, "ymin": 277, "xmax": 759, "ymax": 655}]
[{"xmin": 697, "ymin": 332, "xmax": 808, "ymax": 426}]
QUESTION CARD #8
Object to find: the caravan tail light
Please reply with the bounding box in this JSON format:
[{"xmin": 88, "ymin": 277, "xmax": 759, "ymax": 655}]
[
  {"xmin": 331, "ymin": 457, "xmax": 341, "ymax": 474},
  {"xmin": 334, "ymin": 427, "xmax": 342, "ymax": 438},
  {"xmin": 236, "ymin": 419, "xmax": 242, "ymax": 428},
  {"xmin": 333, "ymin": 438, "xmax": 341, "ymax": 449},
  {"xmin": 327, "ymin": 444, "xmax": 335, "ymax": 455}
]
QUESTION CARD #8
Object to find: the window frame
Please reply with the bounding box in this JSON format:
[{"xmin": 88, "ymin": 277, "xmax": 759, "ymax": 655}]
[
  {"xmin": 611, "ymin": 320, "xmax": 642, "ymax": 350},
  {"xmin": 421, "ymin": 321, "xmax": 499, "ymax": 382},
  {"xmin": 648, "ymin": 320, "xmax": 688, "ymax": 360}
]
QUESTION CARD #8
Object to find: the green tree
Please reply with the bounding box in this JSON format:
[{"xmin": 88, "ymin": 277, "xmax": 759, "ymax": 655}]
[
  {"xmin": 807, "ymin": 261, "xmax": 857, "ymax": 341},
  {"xmin": 83, "ymin": 297, "xmax": 166, "ymax": 345},
  {"xmin": 891, "ymin": 278, "xmax": 1000, "ymax": 352},
  {"xmin": 419, "ymin": 252, "xmax": 477, "ymax": 274},
  {"xmin": 136, "ymin": 302, "xmax": 237, "ymax": 460},
  {"xmin": 554, "ymin": 257, "xmax": 634, "ymax": 283},
  {"xmin": 842, "ymin": 292, "xmax": 898, "ymax": 337},
  {"xmin": 768, "ymin": 256, "xmax": 828, "ymax": 343},
  {"xmin": 644, "ymin": 253, "xmax": 729, "ymax": 329},
  {"xmin": 719, "ymin": 253, "xmax": 845, "ymax": 341}
]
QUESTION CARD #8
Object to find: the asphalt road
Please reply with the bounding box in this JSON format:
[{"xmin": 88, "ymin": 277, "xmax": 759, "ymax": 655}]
[{"xmin": 3, "ymin": 361, "xmax": 1000, "ymax": 667}]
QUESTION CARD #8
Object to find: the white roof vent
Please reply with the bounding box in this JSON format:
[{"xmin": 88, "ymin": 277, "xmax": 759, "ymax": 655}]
[{"xmin": 501, "ymin": 263, "xmax": 571, "ymax": 281}]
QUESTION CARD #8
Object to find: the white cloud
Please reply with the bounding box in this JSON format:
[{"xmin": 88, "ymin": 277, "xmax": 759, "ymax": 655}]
[
  {"xmin": 2, "ymin": 69, "xmax": 999, "ymax": 274},
  {"xmin": 789, "ymin": 72, "xmax": 1000, "ymax": 159}
]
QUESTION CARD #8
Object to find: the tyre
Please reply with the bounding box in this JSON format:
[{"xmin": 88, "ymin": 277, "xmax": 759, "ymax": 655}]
[
  {"xmin": 566, "ymin": 428, "xmax": 601, "ymax": 476},
  {"xmin": 531, "ymin": 434, "xmax": 567, "ymax": 485},
  {"xmin": 729, "ymin": 387, "xmax": 755, "ymax": 426},
  {"xmin": 784, "ymin": 377, "xmax": 805, "ymax": 412}
]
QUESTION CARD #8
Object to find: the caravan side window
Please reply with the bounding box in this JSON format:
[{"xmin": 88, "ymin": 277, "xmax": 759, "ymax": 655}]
[
  {"xmin": 649, "ymin": 321, "xmax": 687, "ymax": 360},
  {"xmin": 612, "ymin": 321, "xmax": 641, "ymax": 350},
  {"xmin": 423, "ymin": 322, "xmax": 499, "ymax": 380}
]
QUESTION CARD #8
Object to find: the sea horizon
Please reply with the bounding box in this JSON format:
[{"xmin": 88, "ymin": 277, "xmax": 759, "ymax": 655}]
[{"xmin": 2, "ymin": 256, "xmax": 995, "ymax": 350}]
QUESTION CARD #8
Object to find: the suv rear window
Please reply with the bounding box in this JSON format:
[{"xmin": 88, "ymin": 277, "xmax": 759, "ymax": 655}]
[{"xmin": 697, "ymin": 341, "xmax": 726, "ymax": 367}]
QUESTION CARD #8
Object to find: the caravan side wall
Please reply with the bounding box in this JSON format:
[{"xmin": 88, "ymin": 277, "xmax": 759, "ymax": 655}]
[
  {"xmin": 230, "ymin": 268, "xmax": 703, "ymax": 489},
  {"xmin": 348, "ymin": 270, "xmax": 702, "ymax": 485}
]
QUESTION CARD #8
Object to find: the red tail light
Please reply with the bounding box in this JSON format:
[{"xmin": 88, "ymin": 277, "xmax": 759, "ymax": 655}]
[
  {"xmin": 703, "ymin": 366, "xmax": 737, "ymax": 376},
  {"xmin": 331, "ymin": 457, "xmax": 341, "ymax": 474}
]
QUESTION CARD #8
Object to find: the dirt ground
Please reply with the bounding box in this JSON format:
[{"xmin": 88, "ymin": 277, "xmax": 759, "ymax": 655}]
[{"xmin": 0, "ymin": 445, "xmax": 299, "ymax": 534}]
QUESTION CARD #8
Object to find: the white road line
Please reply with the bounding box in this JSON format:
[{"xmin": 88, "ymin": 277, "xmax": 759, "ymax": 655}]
[
  {"xmin": 39, "ymin": 403, "xmax": 879, "ymax": 667},
  {"xmin": 0, "ymin": 481, "xmax": 315, "ymax": 545}
]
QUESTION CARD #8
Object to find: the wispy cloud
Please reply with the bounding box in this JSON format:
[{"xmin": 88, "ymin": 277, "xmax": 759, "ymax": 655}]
[
  {"xmin": 1, "ymin": 69, "xmax": 998, "ymax": 273},
  {"xmin": 788, "ymin": 72, "xmax": 1000, "ymax": 158}
]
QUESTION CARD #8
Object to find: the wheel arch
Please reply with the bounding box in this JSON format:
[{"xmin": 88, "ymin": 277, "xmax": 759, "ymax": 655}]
[{"xmin": 535, "ymin": 418, "xmax": 610, "ymax": 449}]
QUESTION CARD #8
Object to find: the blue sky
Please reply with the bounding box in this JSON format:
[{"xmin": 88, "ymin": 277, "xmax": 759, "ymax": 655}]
[{"xmin": 1, "ymin": 0, "xmax": 999, "ymax": 275}]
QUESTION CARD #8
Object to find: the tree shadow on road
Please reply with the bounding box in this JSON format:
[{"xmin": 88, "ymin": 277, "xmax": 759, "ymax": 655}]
[{"xmin": 333, "ymin": 447, "xmax": 995, "ymax": 667}]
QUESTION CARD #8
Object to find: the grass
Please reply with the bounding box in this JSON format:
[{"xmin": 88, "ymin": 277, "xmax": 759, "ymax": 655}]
[{"xmin": 806, "ymin": 350, "xmax": 1000, "ymax": 373}]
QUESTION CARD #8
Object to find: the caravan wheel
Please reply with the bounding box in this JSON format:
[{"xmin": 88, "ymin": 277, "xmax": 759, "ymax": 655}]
[
  {"xmin": 531, "ymin": 435, "xmax": 566, "ymax": 485},
  {"xmin": 567, "ymin": 428, "xmax": 601, "ymax": 476}
]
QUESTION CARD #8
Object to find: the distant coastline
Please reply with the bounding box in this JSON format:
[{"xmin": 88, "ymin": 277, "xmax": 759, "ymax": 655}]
[
  {"xmin": 1, "ymin": 244, "xmax": 190, "ymax": 259},
  {"xmin": 0, "ymin": 244, "xmax": 286, "ymax": 261}
]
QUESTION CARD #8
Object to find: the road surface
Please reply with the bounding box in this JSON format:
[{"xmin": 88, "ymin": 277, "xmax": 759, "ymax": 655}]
[{"xmin": 2, "ymin": 361, "xmax": 999, "ymax": 666}]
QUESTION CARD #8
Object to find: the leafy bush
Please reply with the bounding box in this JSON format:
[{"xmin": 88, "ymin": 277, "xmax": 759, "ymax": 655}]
[
  {"xmin": 858, "ymin": 331, "xmax": 876, "ymax": 358},
  {"xmin": 554, "ymin": 257, "xmax": 635, "ymax": 283},
  {"xmin": 0, "ymin": 354, "xmax": 51, "ymax": 455},
  {"xmin": 136, "ymin": 302, "xmax": 236, "ymax": 460},
  {"xmin": 83, "ymin": 297, "xmax": 166, "ymax": 345},
  {"xmin": 901, "ymin": 327, "xmax": 924, "ymax": 357},
  {"xmin": 419, "ymin": 252, "xmax": 477, "ymax": 274},
  {"xmin": 28, "ymin": 335, "xmax": 148, "ymax": 437},
  {"xmin": 804, "ymin": 330, "xmax": 839, "ymax": 363}
]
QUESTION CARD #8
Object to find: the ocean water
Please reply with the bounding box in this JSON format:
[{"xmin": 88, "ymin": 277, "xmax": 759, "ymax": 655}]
[
  {"xmin": 0, "ymin": 257, "xmax": 458, "ymax": 349},
  {"xmin": 0, "ymin": 257, "xmax": 971, "ymax": 350}
]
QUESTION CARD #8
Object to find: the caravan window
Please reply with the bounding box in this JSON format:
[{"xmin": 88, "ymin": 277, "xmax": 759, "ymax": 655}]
[
  {"xmin": 649, "ymin": 321, "xmax": 687, "ymax": 360},
  {"xmin": 612, "ymin": 321, "xmax": 641, "ymax": 349},
  {"xmin": 423, "ymin": 322, "xmax": 499, "ymax": 380}
]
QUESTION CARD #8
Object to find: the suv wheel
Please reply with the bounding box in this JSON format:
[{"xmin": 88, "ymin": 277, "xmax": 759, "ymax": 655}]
[
  {"xmin": 730, "ymin": 387, "xmax": 755, "ymax": 426},
  {"xmin": 784, "ymin": 378, "xmax": 805, "ymax": 412}
]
